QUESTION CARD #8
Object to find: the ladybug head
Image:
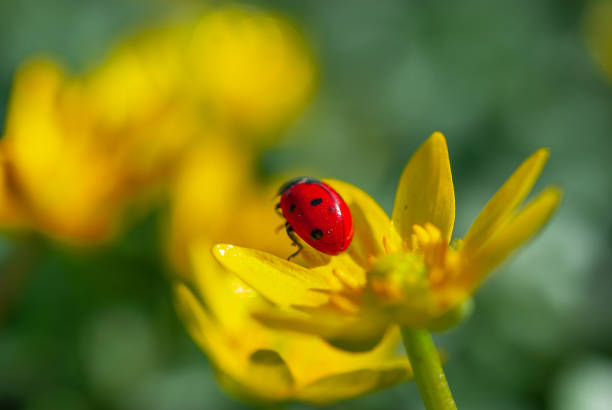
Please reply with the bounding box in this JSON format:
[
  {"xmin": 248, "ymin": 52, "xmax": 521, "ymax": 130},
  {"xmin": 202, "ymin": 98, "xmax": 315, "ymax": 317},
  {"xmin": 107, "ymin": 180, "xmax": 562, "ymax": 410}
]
[{"xmin": 277, "ymin": 176, "xmax": 321, "ymax": 195}]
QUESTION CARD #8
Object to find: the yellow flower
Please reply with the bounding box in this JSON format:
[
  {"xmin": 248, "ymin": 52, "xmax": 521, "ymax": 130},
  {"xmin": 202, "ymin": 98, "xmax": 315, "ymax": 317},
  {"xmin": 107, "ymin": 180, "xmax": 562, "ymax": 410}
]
[
  {"xmin": 168, "ymin": 134, "xmax": 411, "ymax": 404},
  {"xmin": 213, "ymin": 132, "xmax": 562, "ymax": 350},
  {"xmin": 0, "ymin": 56, "xmax": 196, "ymax": 243},
  {"xmin": 167, "ymin": 132, "xmax": 412, "ymax": 402}
]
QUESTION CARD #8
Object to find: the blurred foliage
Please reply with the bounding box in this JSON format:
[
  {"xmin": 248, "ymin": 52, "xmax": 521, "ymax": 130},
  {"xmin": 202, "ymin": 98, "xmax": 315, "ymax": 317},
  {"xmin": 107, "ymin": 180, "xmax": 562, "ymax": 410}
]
[{"xmin": 1, "ymin": 1, "xmax": 611, "ymax": 410}]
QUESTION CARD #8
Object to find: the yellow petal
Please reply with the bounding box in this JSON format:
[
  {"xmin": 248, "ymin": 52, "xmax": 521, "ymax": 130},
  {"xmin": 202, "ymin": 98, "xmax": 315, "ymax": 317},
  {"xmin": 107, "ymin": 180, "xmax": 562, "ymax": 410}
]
[
  {"xmin": 173, "ymin": 282, "xmax": 218, "ymax": 351},
  {"xmin": 188, "ymin": 241, "xmax": 267, "ymax": 330},
  {"xmin": 173, "ymin": 282, "xmax": 295, "ymax": 402},
  {"xmin": 463, "ymin": 148, "xmax": 549, "ymax": 254},
  {"xmin": 253, "ymin": 307, "xmax": 390, "ymax": 352},
  {"xmin": 287, "ymin": 326, "xmax": 411, "ymax": 401},
  {"xmin": 326, "ymin": 178, "xmax": 391, "ymax": 266},
  {"xmin": 298, "ymin": 365, "xmax": 410, "ymax": 405},
  {"xmin": 460, "ymin": 187, "xmax": 562, "ymax": 290},
  {"xmin": 213, "ymin": 244, "xmax": 340, "ymax": 309},
  {"xmin": 392, "ymin": 132, "xmax": 455, "ymax": 248},
  {"xmin": 295, "ymin": 326, "xmax": 411, "ymax": 403}
]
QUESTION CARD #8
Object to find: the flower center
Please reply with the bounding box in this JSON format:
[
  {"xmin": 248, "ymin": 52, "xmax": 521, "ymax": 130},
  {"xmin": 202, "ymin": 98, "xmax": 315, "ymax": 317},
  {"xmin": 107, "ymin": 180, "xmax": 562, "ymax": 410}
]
[{"xmin": 368, "ymin": 252, "xmax": 428, "ymax": 304}]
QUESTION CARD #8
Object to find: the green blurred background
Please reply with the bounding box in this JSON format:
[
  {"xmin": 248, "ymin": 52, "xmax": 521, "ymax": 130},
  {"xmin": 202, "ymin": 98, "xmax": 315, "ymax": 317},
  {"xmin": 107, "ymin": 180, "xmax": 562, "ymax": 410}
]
[{"xmin": 1, "ymin": 1, "xmax": 611, "ymax": 409}]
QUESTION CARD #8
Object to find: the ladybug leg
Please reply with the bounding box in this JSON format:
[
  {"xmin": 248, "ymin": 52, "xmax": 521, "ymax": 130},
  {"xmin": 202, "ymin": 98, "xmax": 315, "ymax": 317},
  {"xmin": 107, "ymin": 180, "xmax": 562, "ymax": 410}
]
[
  {"xmin": 275, "ymin": 204, "xmax": 286, "ymax": 233},
  {"xmin": 275, "ymin": 202, "xmax": 283, "ymax": 218},
  {"xmin": 285, "ymin": 223, "xmax": 303, "ymax": 260}
]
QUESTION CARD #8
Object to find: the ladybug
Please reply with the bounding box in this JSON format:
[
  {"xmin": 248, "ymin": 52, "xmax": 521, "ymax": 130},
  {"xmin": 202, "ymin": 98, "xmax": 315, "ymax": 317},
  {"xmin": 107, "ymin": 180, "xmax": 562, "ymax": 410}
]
[{"xmin": 276, "ymin": 177, "xmax": 354, "ymax": 259}]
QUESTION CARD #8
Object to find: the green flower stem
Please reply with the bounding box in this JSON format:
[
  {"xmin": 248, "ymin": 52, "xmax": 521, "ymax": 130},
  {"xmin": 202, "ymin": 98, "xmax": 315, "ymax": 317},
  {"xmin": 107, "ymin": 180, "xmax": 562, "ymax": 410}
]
[{"xmin": 401, "ymin": 327, "xmax": 457, "ymax": 410}]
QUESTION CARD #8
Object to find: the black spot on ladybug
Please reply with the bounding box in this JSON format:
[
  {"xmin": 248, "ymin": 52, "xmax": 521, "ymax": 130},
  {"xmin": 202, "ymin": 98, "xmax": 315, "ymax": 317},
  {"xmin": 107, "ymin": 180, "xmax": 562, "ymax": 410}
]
[
  {"xmin": 310, "ymin": 198, "xmax": 323, "ymax": 206},
  {"xmin": 310, "ymin": 229, "xmax": 323, "ymax": 240},
  {"xmin": 289, "ymin": 204, "xmax": 296, "ymax": 212}
]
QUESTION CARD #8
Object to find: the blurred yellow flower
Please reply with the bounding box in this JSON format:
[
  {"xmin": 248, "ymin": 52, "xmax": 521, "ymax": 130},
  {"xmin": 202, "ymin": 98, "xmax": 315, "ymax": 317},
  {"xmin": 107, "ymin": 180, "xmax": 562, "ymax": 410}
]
[
  {"xmin": 0, "ymin": 4, "xmax": 315, "ymax": 244},
  {"xmin": 93, "ymin": 4, "xmax": 315, "ymax": 143},
  {"xmin": 0, "ymin": 57, "xmax": 197, "ymax": 243},
  {"xmin": 585, "ymin": 0, "xmax": 612, "ymax": 81},
  {"xmin": 1, "ymin": 60, "xmax": 135, "ymax": 241},
  {"xmin": 186, "ymin": 6, "xmax": 316, "ymax": 141},
  {"xmin": 213, "ymin": 132, "xmax": 562, "ymax": 350}
]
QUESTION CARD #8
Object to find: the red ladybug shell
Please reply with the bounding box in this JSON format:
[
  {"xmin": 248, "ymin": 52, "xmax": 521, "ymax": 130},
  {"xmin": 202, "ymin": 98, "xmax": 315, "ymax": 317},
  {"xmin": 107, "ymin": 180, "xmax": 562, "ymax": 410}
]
[{"xmin": 278, "ymin": 177, "xmax": 354, "ymax": 255}]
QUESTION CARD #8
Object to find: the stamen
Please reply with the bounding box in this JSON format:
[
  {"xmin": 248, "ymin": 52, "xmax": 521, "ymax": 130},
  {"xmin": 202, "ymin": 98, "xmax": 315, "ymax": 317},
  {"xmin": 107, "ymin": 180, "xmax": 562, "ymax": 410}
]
[
  {"xmin": 332, "ymin": 268, "xmax": 360, "ymax": 290},
  {"xmin": 329, "ymin": 294, "xmax": 360, "ymax": 314}
]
